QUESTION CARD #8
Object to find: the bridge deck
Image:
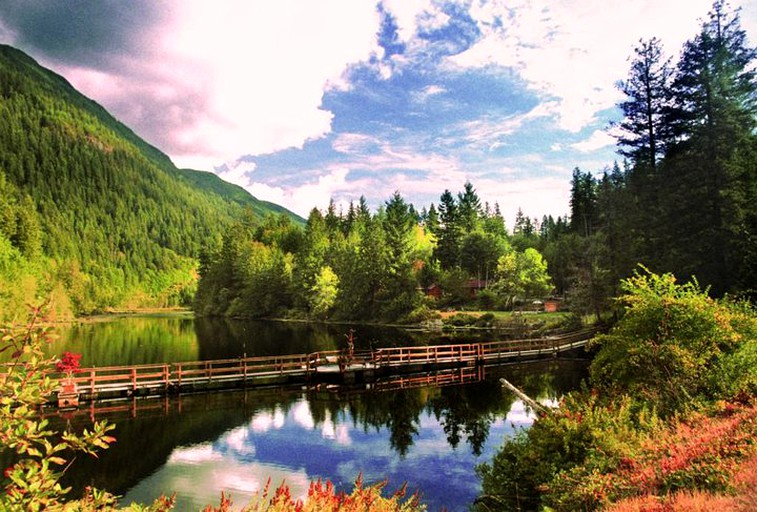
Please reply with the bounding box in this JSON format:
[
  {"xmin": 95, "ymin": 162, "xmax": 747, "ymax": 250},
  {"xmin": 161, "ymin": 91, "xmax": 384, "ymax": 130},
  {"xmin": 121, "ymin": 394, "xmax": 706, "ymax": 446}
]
[{"xmin": 23, "ymin": 328, "xmax": 597, "ymax": 405}]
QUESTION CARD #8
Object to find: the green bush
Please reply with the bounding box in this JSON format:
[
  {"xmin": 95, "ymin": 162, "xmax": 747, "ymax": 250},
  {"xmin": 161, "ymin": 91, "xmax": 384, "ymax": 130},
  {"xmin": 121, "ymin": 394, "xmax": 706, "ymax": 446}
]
[{"xmin": 589, "ymin": 269, "xmax": 754, "ymax": 416}]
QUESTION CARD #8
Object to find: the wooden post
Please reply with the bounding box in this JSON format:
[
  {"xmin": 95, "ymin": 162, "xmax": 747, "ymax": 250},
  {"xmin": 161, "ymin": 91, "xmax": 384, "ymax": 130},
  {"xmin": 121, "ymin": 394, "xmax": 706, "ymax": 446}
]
[{"xmin": 131, "ymin": 368, "xmax": 137, "ymax": 392}]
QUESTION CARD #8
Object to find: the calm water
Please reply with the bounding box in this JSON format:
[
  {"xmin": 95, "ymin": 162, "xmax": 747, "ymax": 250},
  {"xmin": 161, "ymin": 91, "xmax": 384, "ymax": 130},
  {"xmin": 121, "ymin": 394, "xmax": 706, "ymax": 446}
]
[
  {"xmin": 21, "ymin": 315, "xmax": 588, "ymax": 511},
  {"xmin": 35, "ymin": 314, "xmax": 510, "ymax": 366}
]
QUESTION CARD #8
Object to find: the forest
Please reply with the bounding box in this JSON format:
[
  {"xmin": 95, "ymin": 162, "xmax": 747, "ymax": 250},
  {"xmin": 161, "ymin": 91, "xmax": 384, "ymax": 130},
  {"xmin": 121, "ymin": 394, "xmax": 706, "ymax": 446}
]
[
  {"xmin": 196, "ymin": 0, "xmax": 756, "ymax": 325},
  {"xmin": 0, "ymin": 0, "xmax": 755, "ymax": 330},
  {"xmin": 473, "ymin": 3, "xmax": 757, "ymax": 510},
  {"xmin": 0, "ymin": 44, "xmax": 300, "ymax": 321}
]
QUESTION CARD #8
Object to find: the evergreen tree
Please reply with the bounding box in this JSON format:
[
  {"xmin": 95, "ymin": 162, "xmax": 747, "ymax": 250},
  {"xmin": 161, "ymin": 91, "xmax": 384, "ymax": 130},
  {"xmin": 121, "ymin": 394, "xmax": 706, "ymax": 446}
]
[
  {"xmin": 457, "ymin": 181, "xmax": 482, "ymax": 232},
  {"xmin": 434, "ymin": 190, "xmax": 462, "ymax": 269},
  {"xmin": 569, "ymin": 168, "xmax": 598, "ymax": 237},
  {"xmin": 425, "ymin": 203, "xmax": 440, "ymax": 236},
  {"xmin": 616, "ymin": 37, "xmax": 674, "ymax": 172},
  {"xmin": 661, "ymin": 0, "xmax": 756, "ymax": 293}
]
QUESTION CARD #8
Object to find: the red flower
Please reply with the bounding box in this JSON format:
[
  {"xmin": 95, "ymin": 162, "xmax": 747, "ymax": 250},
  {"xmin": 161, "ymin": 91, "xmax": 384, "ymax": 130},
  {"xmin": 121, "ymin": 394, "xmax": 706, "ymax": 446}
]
[{"xmin": 56, "ymin": 352, "xmax": 82, "ymax": 374}]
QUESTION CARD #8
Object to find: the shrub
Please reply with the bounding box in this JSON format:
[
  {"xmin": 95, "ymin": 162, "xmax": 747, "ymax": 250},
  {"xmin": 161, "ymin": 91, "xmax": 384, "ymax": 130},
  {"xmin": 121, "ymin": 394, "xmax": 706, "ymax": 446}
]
[
  {"xmin": 202, "ymin": 476, "xmax": 425, "ymax": 512},
  {"xmin": 444, "ymin": 313, "xmax": 478, "ymax": 327},
  {"xmin": 589, "ymin": 269, "xmax": 754, "ymax": 416}
]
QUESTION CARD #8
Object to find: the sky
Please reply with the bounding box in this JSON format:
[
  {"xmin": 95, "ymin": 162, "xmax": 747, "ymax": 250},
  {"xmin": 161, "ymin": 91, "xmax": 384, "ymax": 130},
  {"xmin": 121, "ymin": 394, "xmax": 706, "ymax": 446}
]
[{"xmin": 1, "ymin": 0, "xmax": 755, "ymax": 226}]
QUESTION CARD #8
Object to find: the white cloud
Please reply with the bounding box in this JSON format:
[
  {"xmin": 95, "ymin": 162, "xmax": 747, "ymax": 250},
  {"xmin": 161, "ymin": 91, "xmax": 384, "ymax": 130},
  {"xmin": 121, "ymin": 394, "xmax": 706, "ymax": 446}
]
[
  {"xmin": 248, "ymin": 167, "xmax": 353, "ymax": 217},
  {"xmin": 216, "ymin": 160, "xmax": 257, "ymax": 188},
  {"xmin": 449, "ymin": 102, "xmax": 555, "ymax": 151},
  {"xmin": 59, "ymin": 0, "xmax": 384, "ymax": 170},
  {"xmin": 570, "ymin": 129, "xmax": 615, "ymax": 153},
  {"xmin": 381, "ymin": 0, "xmax": 438, "ymax": 42},
  {"xmin": 412, "ymin": 84, "xmax": 446, "ymax": 103},
  {"xmin": 448, "ymin": 0, "xmax": 738, "ymax": 133},
  {"xmin": 332, "ymin": 133, "xmax": 380, "ymax": 155}
]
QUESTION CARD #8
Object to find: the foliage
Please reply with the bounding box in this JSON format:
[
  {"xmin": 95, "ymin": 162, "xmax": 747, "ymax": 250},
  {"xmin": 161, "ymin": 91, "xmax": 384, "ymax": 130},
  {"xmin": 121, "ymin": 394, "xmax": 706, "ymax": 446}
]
[
  {"xmin": 477, "ymin": 394, "xmax": 757, "ymax": 511},
  {"xmin": 490, "ymin": 246, "xmax": 552, "ymax": 308},
  {"xmin": 608, "ymin": 452, "xmax": 757, "ymax": 511},
  {"xmin": 54, "ymin": 351, "xmax": 82, "ymax": 375},
  {"xmin": 477, "ymin": 268, "xmax": 757, "ymax": 510},
  {"xmin": 309, "ymin": 266, "xmax": 339, "ymax": 319},
  {"xmin": 589, "ymin": 269, "xmax": 754, "ymax": 416},
  {"xmin": 0, "ymin": 306, "xmax": 117, "ymax": 509},
  {"xmin": 202, "ymin": 476, "xmax": 425, "ymax": 512},
  {"xmin": 195, "ymin": 184, "xmax": 551, "ymax": 322},
  {"xmin": 476, "ymin": 393, "xmax": 659, "ymax": 512},
  {"xmin": 0, "ymin": 44, "xmax": 300, "ymax": 319}
]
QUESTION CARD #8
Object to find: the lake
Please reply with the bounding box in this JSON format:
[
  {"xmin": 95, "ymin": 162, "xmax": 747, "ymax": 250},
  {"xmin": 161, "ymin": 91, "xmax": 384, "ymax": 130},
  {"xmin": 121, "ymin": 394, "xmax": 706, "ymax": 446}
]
[{"xmin": 27, "ymin": 315, "xmax": 589, "ymax": 511}]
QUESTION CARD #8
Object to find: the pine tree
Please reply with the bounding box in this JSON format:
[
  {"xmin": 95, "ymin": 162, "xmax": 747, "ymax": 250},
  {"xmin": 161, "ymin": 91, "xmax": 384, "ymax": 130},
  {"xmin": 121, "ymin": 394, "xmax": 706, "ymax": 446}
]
[
  {"xmin": 616, "ymin": 37, "xmax": 674, "ymax": 173},
  {"xmin": 661, "ymin": 0, "xmax": 756, "ymax": 293},
  {"xmin": 457, "ymin": 181, "xmax": 482, "ymax": 232},
  {"xmin": 569, "ymin": 168, "xmax": 598, "ymax": 237},
  {"xmin": 434, "ymin": 190, "xmax": 461, "ymax": 269}
]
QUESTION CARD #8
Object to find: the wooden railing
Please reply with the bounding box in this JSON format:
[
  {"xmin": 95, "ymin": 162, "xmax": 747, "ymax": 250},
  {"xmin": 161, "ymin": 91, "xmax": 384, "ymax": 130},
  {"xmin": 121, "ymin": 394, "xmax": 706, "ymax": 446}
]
[{"xmin": 2, "ymin": 328, "xmax": 599, "ymax": 403}]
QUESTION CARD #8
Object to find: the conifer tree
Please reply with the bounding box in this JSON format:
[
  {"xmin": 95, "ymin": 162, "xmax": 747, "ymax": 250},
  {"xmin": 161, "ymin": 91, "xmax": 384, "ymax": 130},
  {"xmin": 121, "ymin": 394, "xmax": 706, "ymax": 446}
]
[
  {"xmin": 661, "ymin": 0, "xmax": 756, "ymax": 292},
  {"xmin": 434, "ymin": 190, "xmax": 462, "ymax": 269},
  {"xmin": 616, "ymin": 37, "xmax": 673, "ymax": 173}
]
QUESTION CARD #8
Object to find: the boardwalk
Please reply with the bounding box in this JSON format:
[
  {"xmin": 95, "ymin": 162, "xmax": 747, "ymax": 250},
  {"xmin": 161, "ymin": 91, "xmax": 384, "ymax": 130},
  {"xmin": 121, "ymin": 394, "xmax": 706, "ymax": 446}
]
[{"xmin": 42, "ymin": 328, "xmax": 597, "ymax": 405}]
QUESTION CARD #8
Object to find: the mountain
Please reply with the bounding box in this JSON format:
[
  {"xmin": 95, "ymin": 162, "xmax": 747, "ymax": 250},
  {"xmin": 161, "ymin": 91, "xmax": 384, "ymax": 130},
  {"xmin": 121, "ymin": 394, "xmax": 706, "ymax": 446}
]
[{"xmin": 0, "ymin": 44, "xmax": 303, "ymax": 319}]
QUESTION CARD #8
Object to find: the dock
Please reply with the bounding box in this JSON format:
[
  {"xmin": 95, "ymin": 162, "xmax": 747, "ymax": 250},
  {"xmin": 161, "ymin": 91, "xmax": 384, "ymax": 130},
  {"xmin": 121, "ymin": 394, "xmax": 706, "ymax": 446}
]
[{"xmin": 36, "ymin": 328, "xmax": 597, "ymax": 404}]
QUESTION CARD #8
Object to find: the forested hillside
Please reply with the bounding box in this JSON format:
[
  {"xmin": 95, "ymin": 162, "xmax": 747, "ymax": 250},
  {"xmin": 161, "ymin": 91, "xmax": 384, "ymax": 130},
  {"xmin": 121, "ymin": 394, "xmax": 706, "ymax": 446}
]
[{"xmin": 0, "ymin": 44, "xmax": 301, "ymax": 320}]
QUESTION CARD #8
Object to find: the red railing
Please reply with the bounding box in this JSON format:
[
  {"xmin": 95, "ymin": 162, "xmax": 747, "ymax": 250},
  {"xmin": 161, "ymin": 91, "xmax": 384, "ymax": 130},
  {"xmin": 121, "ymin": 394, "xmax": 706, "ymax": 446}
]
[{"xmin": 2, "ymin": 328, "xmax": 598, "ymax": 401}]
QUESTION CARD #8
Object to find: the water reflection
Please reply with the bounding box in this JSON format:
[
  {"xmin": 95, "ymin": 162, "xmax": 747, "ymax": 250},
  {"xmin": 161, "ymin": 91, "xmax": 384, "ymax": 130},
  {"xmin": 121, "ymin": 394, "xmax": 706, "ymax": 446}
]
[
  {"xmin": 24, "ymin": 314, "xmax": 522, "ymax": 366},
  {"xmin": 2, "ymin": 315, "xmax": 200, "ymax": 366},
  {"xmin": 121, "ymin": 395, "xmax": 523, "ymax": 511},
  {"xmin": 48, "ymin": 359, "xmax": 586, "ymax": 511}
]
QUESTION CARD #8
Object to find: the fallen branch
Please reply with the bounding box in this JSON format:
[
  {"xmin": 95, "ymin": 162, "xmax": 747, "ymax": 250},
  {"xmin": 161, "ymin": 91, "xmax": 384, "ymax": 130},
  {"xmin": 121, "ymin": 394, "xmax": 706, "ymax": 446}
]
[{"xmin": 500, "ymin": 378, "xmax": 549, "ymax": 415}]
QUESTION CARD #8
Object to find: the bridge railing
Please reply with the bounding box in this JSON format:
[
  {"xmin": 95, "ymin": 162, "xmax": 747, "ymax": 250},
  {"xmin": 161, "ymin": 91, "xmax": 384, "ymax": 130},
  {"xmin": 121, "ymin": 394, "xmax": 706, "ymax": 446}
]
[
  {"xmin": 2, "ymin": 328, "xmax": 599, "ymax": 399},
  {"xmin": 174, "ymin": 354, "xmax": 312, "ymax": 386},
  {"xmin": 51, "ymin": 363, "xmax": 171, "ymax": 395}
]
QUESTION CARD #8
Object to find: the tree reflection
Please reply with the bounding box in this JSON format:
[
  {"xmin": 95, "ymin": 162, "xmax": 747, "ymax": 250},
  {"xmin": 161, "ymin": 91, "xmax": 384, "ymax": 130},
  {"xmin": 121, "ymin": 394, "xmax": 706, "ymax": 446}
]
[
  {"xmin": 430, "ymin": 381, "xmax": 508, "ymax": 456},
  {"xmin": 43, "ymin": 358, "xmax": 588, "ymax": 502}
]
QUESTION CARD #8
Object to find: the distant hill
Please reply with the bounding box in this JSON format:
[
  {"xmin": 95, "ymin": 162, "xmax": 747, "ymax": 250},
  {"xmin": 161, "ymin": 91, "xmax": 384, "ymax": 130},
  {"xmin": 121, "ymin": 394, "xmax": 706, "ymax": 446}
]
[{"xmin": 0, "ymin": 44, "xmax": 302, "ymax": 319}]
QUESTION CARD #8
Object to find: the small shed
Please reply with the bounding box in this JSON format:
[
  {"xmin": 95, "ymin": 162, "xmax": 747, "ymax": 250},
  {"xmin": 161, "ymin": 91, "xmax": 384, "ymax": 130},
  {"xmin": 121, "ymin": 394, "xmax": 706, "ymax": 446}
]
[
  {"xmin": 426, "ymin": 283, "xmax": 443, "ymax": 299},
  {"xmin": 465, "ymin": 279, "xmax": 489, "ymax": 298},
  {"xmin": 544, "ymin": 297, "xmax": 562, "ymax": 312}
]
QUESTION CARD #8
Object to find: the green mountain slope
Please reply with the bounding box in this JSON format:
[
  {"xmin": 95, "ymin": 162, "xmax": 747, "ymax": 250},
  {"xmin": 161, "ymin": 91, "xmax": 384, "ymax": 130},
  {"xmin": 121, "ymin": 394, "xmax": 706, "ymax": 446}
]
[{"xmin": 0, "ymin": 44, "xmax": 302, "ymax": 319}]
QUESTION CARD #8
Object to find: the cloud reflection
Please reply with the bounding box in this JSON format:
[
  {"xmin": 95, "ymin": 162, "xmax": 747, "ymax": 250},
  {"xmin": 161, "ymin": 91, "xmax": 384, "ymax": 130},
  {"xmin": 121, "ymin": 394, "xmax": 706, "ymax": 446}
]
[{"xmin": 125, "ymin": 396, "xmax": 537, "ymax": 511}]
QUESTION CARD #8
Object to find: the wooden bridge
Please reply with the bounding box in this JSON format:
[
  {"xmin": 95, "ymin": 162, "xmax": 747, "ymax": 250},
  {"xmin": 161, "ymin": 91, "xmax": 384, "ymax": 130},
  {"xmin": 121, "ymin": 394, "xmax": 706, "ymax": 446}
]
[{"xmin": 44, "ymin": 328, "xmax": 597, "ymax": 405}]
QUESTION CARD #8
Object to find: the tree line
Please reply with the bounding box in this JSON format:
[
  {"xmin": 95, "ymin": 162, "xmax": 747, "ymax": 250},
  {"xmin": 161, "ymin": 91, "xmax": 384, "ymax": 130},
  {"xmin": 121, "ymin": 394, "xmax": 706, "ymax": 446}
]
[
  {"xmin": 555, "ymin": 0, "xmax": 756, "ymax": 306},
  {"xmin": 196, "ymin": 1, "xmax": 756, "ymax": 323},
  {"xmin": 194, "ymin": 185, "xmax": 554, "ymax": 322}
]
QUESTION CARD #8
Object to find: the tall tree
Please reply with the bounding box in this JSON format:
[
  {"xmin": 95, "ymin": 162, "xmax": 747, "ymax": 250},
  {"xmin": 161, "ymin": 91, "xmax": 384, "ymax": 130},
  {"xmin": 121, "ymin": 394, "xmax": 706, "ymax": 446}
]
[
  {"xmin": 616, "ymin": 37, "xmax": 673, "ymax": 173},
  {"xmin": 425, "ymin": 203, "xmax": 440, "ymax": 236},
  {"xmin": 434, "ymin": 190, "xmax": 462, "ymax": 269},
  {"xmin": 569, "ymin": 168, "xmax": 598, "ymax": 237},
  {"xmin": 457, "ymin": 181, "xmax": 482, "ymax": 232},
  {"xmin": 662, "ymin": 0, "xmax": 757, "ymax": 293}
]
